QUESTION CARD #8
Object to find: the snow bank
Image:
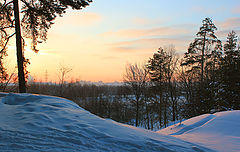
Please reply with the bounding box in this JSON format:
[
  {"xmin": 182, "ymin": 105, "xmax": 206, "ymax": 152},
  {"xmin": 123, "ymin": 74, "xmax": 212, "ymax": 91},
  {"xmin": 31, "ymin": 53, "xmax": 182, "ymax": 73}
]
[
  {"xmin": 0, "ymin": 93, "xmax": 211, "ymax": 152},
  {"xmin": 157, "ymin": 111, "xmax": 240, "ymax": 152}
]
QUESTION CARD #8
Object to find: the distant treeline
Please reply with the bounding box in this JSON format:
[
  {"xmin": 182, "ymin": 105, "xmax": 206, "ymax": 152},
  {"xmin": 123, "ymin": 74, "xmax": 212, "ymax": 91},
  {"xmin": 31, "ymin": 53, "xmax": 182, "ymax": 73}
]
[{"xmin": 26, "ymin": 81, "xmax": 184, "ymax": 130}]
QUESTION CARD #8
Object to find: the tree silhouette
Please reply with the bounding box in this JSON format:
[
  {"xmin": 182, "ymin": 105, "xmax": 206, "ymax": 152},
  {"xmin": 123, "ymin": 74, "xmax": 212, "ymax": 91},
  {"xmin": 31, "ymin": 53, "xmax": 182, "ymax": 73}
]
[
  {"xmin": 147, "ymin": 47, "xmax": 173, "ymax": 127},
  {"xmin": 0, "ymin": 0, "xmax": 92, "ymax": 92},
  {"xmin": 123, "ymin": 63, "xmax": 149, "ymax": 127},
  {"xmin": 180, "ymin": 18, "xmax": 223, "ymax": 116},
  {"xmin": 181, "ymin": 18, "xmax": 221, "ymax": 82},
  {"xmin": 220, "ymin": 31, "xmax": 240, "ymax": 110}
]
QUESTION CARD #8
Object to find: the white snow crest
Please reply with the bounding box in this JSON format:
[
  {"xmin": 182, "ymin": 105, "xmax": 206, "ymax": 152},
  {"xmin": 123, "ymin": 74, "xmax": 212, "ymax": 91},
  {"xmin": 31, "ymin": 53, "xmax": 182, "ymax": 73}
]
[{"xmin": 158, "ymin": 110, "xmax": 240, "ymax": 152}]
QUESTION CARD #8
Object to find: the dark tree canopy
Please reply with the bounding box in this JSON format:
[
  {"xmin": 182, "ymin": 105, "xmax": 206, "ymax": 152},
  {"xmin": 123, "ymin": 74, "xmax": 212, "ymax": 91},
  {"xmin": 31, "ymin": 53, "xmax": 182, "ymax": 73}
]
[
  {"xmin": 1, "ymin": 0, "xmax": 92, "ymax": 52},
  {"xmin": 181, "ymin": 18, "xmax": 222, "ymax": 82},
  {"xmin": 147, "ymin": 46, "xmax": 178, "ymax": 127},
  {"xmin": 180, "ymin": 18, "xmax": 224, "ymax": 116},
  {"xmin": 224, "ymin": 31, "xmax": 240, "ymax": 59},
  {"xmin": 21, "ymin": 0, "xmax": 92, "ymax": 52},
  {"xmin": 147, "ymin": 47, "xmax": 171, "ymax": 84},
  {"xmin": 220, "ymin": 31, "xmax": 240, "ymax": 110}
]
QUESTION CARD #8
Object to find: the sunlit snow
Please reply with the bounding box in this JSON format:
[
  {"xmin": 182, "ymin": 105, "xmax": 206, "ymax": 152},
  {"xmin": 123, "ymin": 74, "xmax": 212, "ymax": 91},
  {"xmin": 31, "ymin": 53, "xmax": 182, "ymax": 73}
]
[{"xmin": 158, "ymin": 110, "xmax": 240, "ymax": 152}]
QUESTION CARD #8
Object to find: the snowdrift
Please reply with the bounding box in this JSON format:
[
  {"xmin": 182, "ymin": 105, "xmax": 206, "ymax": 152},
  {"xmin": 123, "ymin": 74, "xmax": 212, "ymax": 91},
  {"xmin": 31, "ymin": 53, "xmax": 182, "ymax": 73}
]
[
  {"xmin": 0, "ymin": 93, "xmax": 211, "ymax": 152},
  {"xmin": 157, "ymin": 110, "xmax": 240, "ymax": 152}
]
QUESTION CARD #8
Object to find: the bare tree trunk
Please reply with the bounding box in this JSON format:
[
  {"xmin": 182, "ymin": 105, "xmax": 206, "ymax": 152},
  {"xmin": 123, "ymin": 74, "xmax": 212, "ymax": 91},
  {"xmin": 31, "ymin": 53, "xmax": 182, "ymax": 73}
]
[
  {"xmin": 172, "ymin": 100, "xmax": 176, "ymax": 121},
  {"xmin": 163, "ymin": 97, "xmax": 167, "ymax": 128},
  {"xmin": 201, "ymin": 34, "xmax": 206, "ymax": 83},
  {"xmin": 136, "ymin": 98, "xmax": 139, "ymax": 127},
  {"xmin": 13, "ymin": 0, "xmax": 26, "ymax": 93},
  {"xmin": 159, "ymin": 93, "xmax": 163, "ymax": 128},
  {"xmin": 146, "ymin": 103, "xmax": 150, "ymax": 130}
]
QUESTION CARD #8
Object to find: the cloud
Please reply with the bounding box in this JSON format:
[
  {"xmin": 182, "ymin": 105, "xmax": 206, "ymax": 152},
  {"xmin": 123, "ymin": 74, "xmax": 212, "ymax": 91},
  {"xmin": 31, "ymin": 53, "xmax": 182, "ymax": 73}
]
[
  {"xmin": 217, "ymin": 17, "xmax": 240, "ymax": 29},
  {"xmin": 110, "ymin": 37, "xmax": 192, "ymax": 54},
  {"xmin": 56, "ymin": 12, "xmax": 102, "ymax": 26},
  {"xmin": 102, "ymin": 26, "xmax": 191, "ymax": 38}
]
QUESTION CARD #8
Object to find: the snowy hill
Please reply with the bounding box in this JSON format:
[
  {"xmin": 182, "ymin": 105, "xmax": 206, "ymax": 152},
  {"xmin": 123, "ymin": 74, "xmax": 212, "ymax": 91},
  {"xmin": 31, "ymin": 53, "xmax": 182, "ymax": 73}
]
[
  {"xmin": 157, "ymin": 110, "xmax": 240, "ymax": 152},
  {"xmin": 0, "ymin": 93, "xmax": 211, "ymax": 152}
]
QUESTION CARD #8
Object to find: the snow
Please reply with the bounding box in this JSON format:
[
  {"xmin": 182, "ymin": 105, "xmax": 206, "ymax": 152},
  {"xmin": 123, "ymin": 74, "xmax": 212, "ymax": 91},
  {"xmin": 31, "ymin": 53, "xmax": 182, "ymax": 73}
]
[
  {"xmin": 157, "ymin": 110, "xmax": 240, "ymax": 152},
  {"xmin": 0, "ymin": 93, "xmax": 214, "ymax": 152}
]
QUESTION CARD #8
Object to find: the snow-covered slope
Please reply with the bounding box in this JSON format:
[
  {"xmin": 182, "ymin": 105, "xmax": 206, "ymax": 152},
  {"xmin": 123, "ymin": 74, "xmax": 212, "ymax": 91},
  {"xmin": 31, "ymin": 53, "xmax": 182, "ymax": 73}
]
[
  {"xmin": 157, "ymin": 111, "xmax": 240, "ymax": 152},
  {"xmin": 0, "ymin": 93, "xmax": 211, "ymax": 152}
]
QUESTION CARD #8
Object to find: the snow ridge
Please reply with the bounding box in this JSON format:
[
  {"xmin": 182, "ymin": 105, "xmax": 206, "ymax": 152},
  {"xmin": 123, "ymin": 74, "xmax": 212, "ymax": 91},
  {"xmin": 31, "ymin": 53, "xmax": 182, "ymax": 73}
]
[
  {"xmin": 170, "ymin": 115, "xmax": 216, "ymax": 135},
  {"xmin": 0, "ymin": 93, "xmax": 212, "ymax": 152},
  {"xmin": 158, "ymin": 110, "xmax": 240, "ymax": 152}
]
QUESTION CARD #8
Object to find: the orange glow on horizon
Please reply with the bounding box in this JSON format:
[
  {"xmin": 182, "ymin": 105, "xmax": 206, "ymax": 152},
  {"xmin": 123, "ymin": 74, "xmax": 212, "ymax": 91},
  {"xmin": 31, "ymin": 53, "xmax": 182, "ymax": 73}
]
[{"xmin": 5, "ymin": 1, "xmax": 240, "ymax": 84}]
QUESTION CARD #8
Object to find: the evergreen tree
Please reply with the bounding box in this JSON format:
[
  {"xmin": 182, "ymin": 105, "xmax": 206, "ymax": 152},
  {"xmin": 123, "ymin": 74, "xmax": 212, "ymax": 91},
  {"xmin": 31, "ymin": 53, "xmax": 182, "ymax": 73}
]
[
  {"xmin": 204, "ymin": 38, "xmax": 223, "ymax": 112},
  {"xmin": 182, "ymin": 18, "xmax": 221, "ymax": 82},
  {"xmin": 181, "ymin": 18, "xmax": 222, "ymax": 116},
  {"xmin": 0, "ymin": 0, "xmax": 92, "ymax": 92},
  {"xmin": 220, "ymin": 31, "xmax": 240, "ymax": 110},
  {"xmin": 147, "ymin": 47, "xmax": 172, "ymax": 128}
]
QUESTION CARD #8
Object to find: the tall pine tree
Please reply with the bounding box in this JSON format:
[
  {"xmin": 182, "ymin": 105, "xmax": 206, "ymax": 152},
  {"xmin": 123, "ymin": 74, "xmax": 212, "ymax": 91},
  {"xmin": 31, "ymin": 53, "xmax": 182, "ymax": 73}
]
[
  {"xmin": 219, "ymin": 31, "xmax": 240, "ymax": 110},
  {"xmin": 147, "ymin": 47, "xmax": 172, "ymax": 128},
  {"xmin": 181, "ymin": 18, "xmax": 222, "ymax": 116}
]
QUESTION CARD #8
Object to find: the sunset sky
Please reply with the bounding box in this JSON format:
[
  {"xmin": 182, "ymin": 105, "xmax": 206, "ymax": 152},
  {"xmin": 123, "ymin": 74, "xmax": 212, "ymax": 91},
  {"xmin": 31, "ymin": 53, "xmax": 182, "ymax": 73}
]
[{"xmin": 7, "ymin": 0, "xmax": 240, "ymax": 82}]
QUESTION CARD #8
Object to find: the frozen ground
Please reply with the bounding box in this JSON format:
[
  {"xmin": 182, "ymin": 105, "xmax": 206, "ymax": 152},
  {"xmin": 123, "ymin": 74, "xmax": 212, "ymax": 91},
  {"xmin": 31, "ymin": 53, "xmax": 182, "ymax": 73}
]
[
  {"xmin": 157, "ymin": 110, "xmax": 240, "ymax": 152},
  {"xmin": 0, "ymin": 93, "xmax": 212, "ymax": 152}
]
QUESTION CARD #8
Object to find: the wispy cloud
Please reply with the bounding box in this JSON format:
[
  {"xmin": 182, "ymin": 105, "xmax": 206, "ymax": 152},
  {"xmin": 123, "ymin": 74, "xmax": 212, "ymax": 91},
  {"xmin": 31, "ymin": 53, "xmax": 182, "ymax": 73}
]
[
  {"xmin": 110, "ymin": 37, "xmax": 192, "ymax": 54},
  {"xmin": 217, "ymin": 17, "xmax": 240, "ymax": 29},
  {"xmin": 101, "ymin": 27, "xmax": 191, "ymax": 38}
]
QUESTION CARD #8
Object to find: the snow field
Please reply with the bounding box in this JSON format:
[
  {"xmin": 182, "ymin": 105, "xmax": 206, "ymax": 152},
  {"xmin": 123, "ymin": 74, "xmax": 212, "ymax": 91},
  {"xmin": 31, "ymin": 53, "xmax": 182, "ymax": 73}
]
[
  {"xmin": 158, "ymin": 110, "xmax": 240, "ymax": 152},
  {"xmin": 0, "ymin": 93, "xmax": 211, "ymax": 152}
]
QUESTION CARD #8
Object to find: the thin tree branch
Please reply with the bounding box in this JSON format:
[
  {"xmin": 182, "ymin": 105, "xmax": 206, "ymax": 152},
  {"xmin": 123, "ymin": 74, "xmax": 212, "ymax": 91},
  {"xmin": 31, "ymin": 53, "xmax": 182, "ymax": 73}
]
[
  {"xmin": 20, "ymin": 0, "xmax": 32, "ymax": 9},
  {"xmin": 0, "ymin": 0, "xmax": 7, "ymax": 11},
  {"xmin": 0, "ymin": 0, "xmax": 13, "ymax": 12},
  {"xmin": 0, "ymin": 32, "xmax": 15, "ymax": 53}
]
